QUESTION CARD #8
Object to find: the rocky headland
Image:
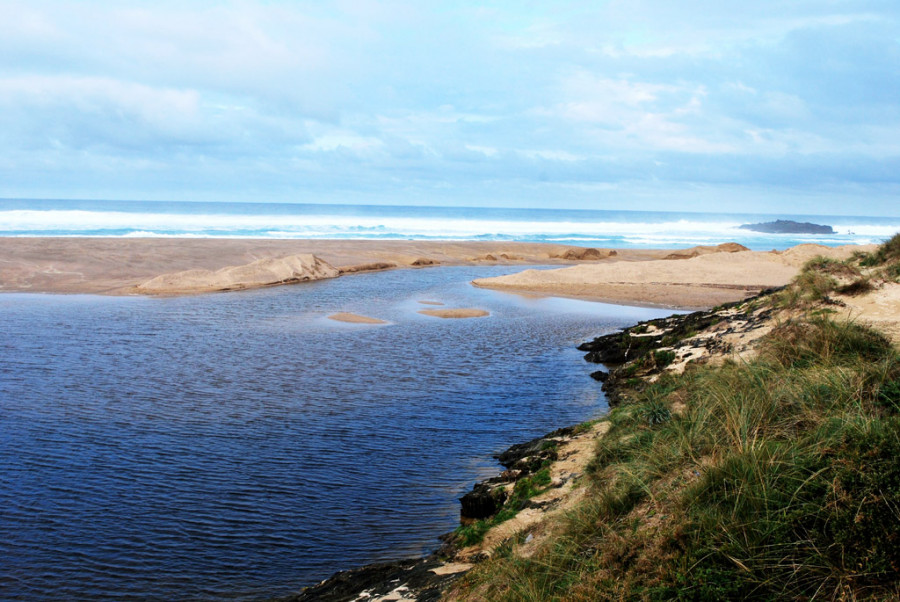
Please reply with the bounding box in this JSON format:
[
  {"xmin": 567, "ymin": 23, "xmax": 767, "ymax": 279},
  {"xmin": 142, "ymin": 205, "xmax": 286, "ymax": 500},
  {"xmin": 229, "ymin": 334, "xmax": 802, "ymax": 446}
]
[{"xmin": 738, "ymin": 219, "xmax": 834, "ymax": 234}]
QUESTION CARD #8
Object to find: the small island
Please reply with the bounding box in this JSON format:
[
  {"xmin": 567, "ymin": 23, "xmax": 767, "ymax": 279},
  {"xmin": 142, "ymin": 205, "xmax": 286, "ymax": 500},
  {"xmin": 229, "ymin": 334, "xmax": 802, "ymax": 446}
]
[{"xmin": 738, "ymin": 219, "xmax": 834, "ymax": 234}]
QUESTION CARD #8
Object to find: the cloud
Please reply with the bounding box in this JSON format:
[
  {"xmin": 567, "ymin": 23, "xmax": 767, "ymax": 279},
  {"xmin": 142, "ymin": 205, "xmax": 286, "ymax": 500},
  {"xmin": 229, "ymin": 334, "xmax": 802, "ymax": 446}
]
[{"xmin": 0, "ymin": 0, "xmax": 898, "ymax": 214}]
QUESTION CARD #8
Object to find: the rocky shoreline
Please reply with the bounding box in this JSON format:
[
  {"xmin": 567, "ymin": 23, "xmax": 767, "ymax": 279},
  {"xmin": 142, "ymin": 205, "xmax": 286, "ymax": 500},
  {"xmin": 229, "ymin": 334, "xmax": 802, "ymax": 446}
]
[{"xmin": 277, "ymin": 292, "xmax": 782, "ymax": 601}]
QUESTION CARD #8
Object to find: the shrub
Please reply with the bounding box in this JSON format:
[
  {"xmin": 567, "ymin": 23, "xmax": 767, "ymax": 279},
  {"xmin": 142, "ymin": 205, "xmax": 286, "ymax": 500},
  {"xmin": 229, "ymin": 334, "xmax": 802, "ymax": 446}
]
[{"xmin": 653, "ymin": 349, "xmax": 677, "ymax": 368}]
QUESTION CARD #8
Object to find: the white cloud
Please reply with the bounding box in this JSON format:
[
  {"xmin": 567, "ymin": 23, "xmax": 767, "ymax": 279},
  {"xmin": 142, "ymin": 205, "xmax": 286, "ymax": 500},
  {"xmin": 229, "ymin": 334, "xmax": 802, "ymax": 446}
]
[{"xmin": 0, "ymin": 0, "xmax": 898, "ymax": 213}]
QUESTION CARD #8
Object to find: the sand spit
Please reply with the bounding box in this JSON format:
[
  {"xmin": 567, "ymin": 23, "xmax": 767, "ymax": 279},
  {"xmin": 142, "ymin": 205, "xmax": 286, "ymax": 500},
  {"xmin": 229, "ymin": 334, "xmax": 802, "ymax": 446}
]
[
  {"xmin": 418, "ymin": 300, "xmax": 444, "ymax": 305},
  {"xmin": 0, "ymin": 238, "xmax": 642, "ymax": 295},
  {"xmin": 418, "ymin": 308, "xmax": 489, "ymax": 319},
  {"xmin": 0, "ymin": 238, "xmax": 874, "ymax": 304},
  {"xmin": 135, "ymin": 254, "xmax": 339, "ymax": 295},
  {"xmin": 327, "ymin": 312, "xmax": 388, "ymax": 325},
  {"xmin": 474, "ymin": 244, "xmax": 873, "ymax": 309}
]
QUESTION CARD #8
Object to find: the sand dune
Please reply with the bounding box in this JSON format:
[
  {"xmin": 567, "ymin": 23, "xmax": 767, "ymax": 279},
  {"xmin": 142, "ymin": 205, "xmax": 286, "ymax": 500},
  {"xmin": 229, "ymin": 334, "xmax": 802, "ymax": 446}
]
[
  {"xmin": 663, "ymin": 242, "xmax": 749, "ymax": 260},
  {"xmin": 136, "ymin": 254, "xmax": 339, "ymax": 294}
]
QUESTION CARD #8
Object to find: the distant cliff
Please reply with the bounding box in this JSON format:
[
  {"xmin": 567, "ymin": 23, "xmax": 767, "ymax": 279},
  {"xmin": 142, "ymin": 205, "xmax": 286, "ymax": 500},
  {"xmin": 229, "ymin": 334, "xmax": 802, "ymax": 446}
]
[{"xmin": 738, "ymin": 219, "xmax": 834, "ymax": 234}]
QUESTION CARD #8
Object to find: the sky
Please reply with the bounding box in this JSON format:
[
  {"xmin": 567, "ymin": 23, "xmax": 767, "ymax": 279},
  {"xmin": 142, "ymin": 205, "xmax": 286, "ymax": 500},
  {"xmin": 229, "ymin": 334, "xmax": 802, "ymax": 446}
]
[{"xmin": 1, "ymin": 0, "xmax": 898, "ymax": 215}]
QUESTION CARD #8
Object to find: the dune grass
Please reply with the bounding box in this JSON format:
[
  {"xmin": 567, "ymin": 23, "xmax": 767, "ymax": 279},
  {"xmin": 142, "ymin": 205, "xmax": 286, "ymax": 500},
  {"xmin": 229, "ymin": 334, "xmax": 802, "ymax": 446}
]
[
  {"xmin": 452, "ymin": 316, "xmax": 900, "ymax": 601},
  {"xmin": 451, "ymin": 236, "xmax": 900, "ymax": 600}
]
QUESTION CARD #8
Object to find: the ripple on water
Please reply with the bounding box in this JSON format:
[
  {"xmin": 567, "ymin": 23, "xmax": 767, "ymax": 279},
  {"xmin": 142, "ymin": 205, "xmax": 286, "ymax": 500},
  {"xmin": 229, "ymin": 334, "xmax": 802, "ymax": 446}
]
[{"xmin": 0, "ymin": 266, "xmax": 675, "ymax": 600}]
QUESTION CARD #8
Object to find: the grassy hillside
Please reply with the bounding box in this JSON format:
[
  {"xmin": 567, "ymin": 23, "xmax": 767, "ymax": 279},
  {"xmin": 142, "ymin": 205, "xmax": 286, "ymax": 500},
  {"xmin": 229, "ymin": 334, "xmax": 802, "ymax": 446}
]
[{"xmin": 450, "ymin": 236, "xmax": 900, "ymax": 601}]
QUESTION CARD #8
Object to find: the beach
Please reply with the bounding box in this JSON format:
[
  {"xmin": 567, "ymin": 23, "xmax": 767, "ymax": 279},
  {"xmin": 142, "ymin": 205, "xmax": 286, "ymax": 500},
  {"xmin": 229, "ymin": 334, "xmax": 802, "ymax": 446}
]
[{"xmin": 0, "ymin": 237, "xmax": 872, "ymax": 309}]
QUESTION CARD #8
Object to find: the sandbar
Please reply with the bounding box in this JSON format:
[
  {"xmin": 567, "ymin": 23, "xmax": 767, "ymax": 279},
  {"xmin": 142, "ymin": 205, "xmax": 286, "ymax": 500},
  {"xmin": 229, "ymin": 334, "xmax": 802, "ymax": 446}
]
[
  {"xmin": 0, "ymin": 238, "xmax": 627, "ymax": 296},
  {"xmin": 473, "ymin": 244, "xmax": 874, "ymax": 309},
  {"xmin": 327, "ymin": 312, "xmax": 388, "ymax": 324},
  {"xmin": 418, "ymin": 308, "xmax": 490, "ymax": 319},
  {"xmin": 0, "ymin": 238, "xmax": 874, "ymax": 310}
]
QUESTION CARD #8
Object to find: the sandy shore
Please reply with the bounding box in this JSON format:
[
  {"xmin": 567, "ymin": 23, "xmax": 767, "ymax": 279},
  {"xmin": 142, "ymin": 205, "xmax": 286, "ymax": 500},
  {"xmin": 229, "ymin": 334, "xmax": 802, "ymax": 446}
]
[
  {"xmin": 0, "ymin": 238, "xmax": 645, "ymax": 295},
  {"xmin": 474, "ymin": 243, "xmax": 874, "ymax": 309},
  {"xmin": 0, "ymin": 238, "xmax": 873, "ymax": 309}
]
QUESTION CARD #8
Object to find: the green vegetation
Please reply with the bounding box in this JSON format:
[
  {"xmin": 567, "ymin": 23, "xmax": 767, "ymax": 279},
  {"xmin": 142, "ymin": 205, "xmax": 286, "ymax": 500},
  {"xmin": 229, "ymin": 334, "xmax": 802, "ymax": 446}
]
[
  {"xmin": 454, "ymin": 317, "xmax": 900, "ymax": 600},
  {"xmin": 774, "ymin": 238, "xmax": 900, "ymax": 306},
  {"xmin": 454, "ymin": 466, "xmax": 554, "ymax": 547},
  {"xmin": 652, "ymin": 350, "xmax": 676, "ymax": 368},
  {"xmin": 451, "ymin": 235, "xmax": 900, "ymax": 600},
  {"xmin": 859, "ymin": 233, "xmax": 900, "ymax": 267}
]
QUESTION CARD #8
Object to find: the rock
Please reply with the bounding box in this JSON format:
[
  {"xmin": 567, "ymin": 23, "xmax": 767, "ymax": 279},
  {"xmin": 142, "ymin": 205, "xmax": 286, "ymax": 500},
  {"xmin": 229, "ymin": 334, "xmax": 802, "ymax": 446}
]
[
  {"xmin": 579, "ymin": 330, "xmax": 666, "ymax": 364},
  {"xmin": 738, "ymin": 220, "xmax": 834, "ymax": 234},
  {"xmin": 280, "ymin": 555, "xmax": 460, "ymax": 602},
  {"xmin": 411, "ymin": 257, "xmax": 438, "ymax": 266},
  {"xmin": 495, "ymin": 426, "xmax": 573, "ymax": 469},
  {"xmin": 460, "ymin": 483, "xmax": 507, "ymax": 520},
  {"xmin": 580, "ymin": 289, "xmax": 782, "ymax": 406}
]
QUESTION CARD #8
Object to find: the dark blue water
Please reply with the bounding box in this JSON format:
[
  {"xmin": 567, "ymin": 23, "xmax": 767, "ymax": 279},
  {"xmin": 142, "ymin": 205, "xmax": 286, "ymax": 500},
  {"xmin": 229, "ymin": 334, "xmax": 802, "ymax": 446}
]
[{"xmin": 1, "ymin": 266, "xmax": 673, "ymax": 600}]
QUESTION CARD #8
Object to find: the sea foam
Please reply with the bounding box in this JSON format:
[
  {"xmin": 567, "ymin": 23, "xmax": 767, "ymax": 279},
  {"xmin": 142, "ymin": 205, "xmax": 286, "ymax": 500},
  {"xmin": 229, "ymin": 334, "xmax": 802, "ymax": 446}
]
[{"xmin": 0, "ymin": 203, "xmax": 896, "ymax": 249}]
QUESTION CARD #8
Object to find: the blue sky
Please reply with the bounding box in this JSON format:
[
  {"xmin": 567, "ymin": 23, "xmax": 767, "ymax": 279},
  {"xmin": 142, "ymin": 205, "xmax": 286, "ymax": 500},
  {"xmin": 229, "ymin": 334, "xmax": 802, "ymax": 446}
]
[{"xmin": 1, "ymin": 0, "xmax": 898, "ymax": 215}]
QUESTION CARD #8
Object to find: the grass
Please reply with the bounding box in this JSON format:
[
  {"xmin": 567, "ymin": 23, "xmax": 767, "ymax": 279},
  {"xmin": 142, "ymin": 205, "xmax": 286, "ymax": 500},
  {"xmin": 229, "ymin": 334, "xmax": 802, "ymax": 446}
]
[
  {"xmin": 450, "ymin": 235, "xmax": 900, "ymax": 600},
  {"xmin": 859, "ymin": 233, "xmax": 900, "ymax": 267},
  {"xmin": 773, "ymin": 244, "xmax": 898, "ymax": 307},
  {"xmin": 451, "ymin": 316, "xmax": 900, "ymax": 601},
  {"xmin": 454, "ymin": 466, "xmax": 555, "ymax": 547}
]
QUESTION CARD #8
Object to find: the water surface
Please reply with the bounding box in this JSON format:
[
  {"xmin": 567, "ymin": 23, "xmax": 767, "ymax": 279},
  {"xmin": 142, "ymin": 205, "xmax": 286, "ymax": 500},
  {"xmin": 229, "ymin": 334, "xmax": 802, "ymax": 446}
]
[
  {"xmin": 2, "ymin": 198, "xmax": 895, "ymax": 249},
  {"xmin": 1, "ymin": 266, "xmax": 675, "ymax": 600}
]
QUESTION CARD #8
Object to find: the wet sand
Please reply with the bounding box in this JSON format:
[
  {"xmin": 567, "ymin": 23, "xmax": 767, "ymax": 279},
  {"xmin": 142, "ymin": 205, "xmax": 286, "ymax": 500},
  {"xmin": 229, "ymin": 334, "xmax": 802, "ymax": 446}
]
[
  {"xmin": 327, "ymin": 312, "xmax": 388, "ymax": 324},
  {"xmin": 418, "ymin": 308, "xmax": 490, "ymax": 319}
]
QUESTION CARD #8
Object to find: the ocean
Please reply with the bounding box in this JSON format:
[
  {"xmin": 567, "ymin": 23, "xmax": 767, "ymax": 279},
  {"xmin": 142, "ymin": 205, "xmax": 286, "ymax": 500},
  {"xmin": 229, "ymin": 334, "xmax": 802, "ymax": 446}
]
[
  {"xmin": 1, "ymin": 198, "xmax": 897, "ymax": 249},
  {"xmin": 1, "ymin": 267, "xmax": 675, "ymax": 600}
]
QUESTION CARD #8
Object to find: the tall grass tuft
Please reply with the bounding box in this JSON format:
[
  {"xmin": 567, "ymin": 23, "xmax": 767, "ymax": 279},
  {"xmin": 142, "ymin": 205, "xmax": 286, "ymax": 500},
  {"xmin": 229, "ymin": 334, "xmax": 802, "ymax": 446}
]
[{"xmin": 452, "ymin": 317, "xmax": 900, "ymax": 601}]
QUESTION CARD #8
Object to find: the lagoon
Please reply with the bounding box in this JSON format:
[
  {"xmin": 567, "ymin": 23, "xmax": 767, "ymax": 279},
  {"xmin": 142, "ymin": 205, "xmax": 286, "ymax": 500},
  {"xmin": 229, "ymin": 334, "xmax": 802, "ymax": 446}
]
[{"xmin": 0, "ymin": 266, "xmax": 673, "ymax": 600}]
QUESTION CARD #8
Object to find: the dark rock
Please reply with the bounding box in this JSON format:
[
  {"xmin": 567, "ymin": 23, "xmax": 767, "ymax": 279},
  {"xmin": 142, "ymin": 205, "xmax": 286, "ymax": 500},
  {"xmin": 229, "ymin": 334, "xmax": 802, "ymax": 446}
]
[
  {"xmin": 738, "ymin": 219, "xmax": 834, "ymax": 234},
  {"xmin": 578, "ymin": 308, "xmax": 727, "ymax": 366},
  {"xmin": 590, "ymin": 370, "xmax": 609, "ymax": 382},
  {"xmin": 580, "ymin": 331, "xmax": 665, "ymax": 364},
  {"xmin": 278, "ymin": 555, "xmax": 459, "ymax": 602},
  {"xmin": 460, "ymin": 483, "xmax": 507, "ymax": 520},
  {"xmin": 580, "ymin": 289, "xmax": 783, "ymax": 407},
  {"xmin": 494, "ymin": 426, "xmax": 573, "ymax": 469}
]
